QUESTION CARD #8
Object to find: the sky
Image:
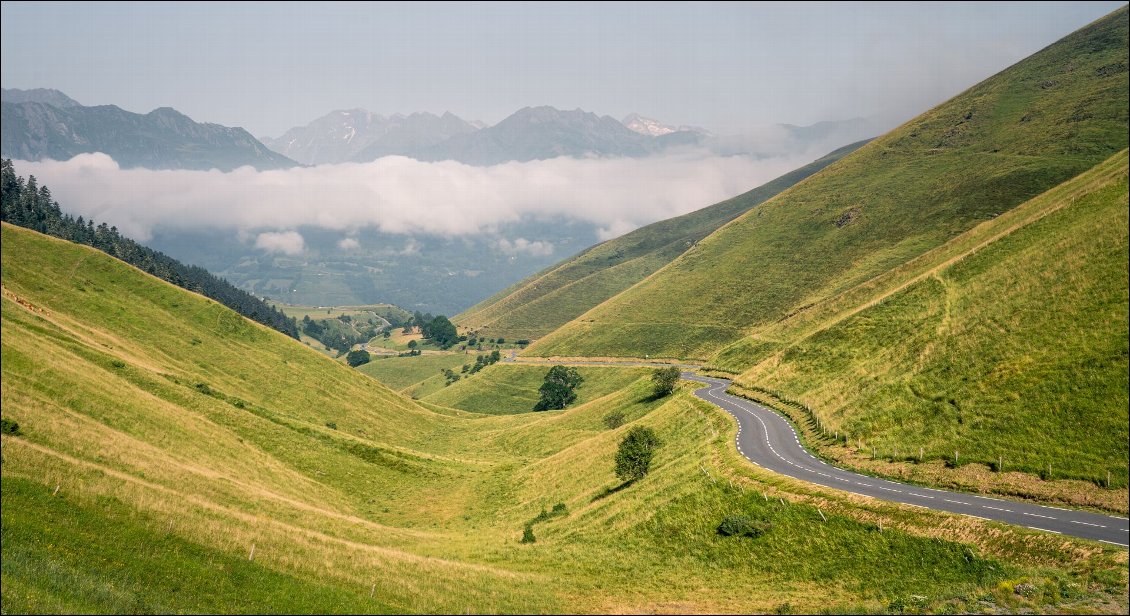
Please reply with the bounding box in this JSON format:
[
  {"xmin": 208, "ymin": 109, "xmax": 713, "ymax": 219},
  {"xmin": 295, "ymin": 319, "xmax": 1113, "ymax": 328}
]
[{"xmin": 2, "ymin": 1, "xmax": 1125, "ymax": 138}]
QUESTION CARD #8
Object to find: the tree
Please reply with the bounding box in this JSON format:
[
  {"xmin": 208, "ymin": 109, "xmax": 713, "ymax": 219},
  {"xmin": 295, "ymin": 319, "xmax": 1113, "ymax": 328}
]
[
  {"xmin": 534, "ymin": 365, "xmax": 583, "ymax": 411},
  {"xmin": 615, "ymin": 426, "xmax": 661, "ymax": 482},
  {"xmin": 651, "ymin": 366, "xmax": 680, "ymax": 398},
  {"xmin": 421, "ymin": 315, "xmax": 458, "ymax": 349},
  {"xmin": 346, "ymin": 349, "xmax": 370, "ymax": 367},
  {"xmin": 407, "ymin": 339, "xmax": 418, "ymax": 349}
]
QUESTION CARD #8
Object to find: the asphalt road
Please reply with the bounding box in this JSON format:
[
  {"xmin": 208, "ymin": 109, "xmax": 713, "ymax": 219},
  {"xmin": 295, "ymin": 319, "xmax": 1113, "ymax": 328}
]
[{"xmin": 684, "ymin": 373, "xmax": 1129, "ymax": 547}]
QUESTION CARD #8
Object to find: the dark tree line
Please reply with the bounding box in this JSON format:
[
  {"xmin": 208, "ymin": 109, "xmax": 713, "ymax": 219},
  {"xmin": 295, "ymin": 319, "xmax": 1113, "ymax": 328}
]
[{"xmin": 1, "ymin": 159, "xmax": 300, "ymax": 339}]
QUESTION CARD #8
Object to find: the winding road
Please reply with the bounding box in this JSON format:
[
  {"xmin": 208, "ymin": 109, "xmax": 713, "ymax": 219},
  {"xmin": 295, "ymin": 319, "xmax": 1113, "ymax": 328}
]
[{"xmin": 684, "ymin": 373, "xmax": 1130, "ymax": 547}]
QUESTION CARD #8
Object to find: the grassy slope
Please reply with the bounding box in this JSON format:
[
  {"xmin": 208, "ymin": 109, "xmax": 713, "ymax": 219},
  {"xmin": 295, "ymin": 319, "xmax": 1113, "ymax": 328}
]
[
  {"xmin": 456, "ymin": 140, "xmax": 868, "ymax": 341},
  {"xmin": 725, "ymin": 150, "xmax": 1129, "ymax": 494},
  {"xmin": 528, "ymin": 8, "xmax": 1129, "ymax": 360},
  {"xmin": 4, "ymin": 223, "xmax": 1126, "ymax": 613},
  {"xmin": 421, "ymin": 364, "xmax": 650, "ymax": 415}
]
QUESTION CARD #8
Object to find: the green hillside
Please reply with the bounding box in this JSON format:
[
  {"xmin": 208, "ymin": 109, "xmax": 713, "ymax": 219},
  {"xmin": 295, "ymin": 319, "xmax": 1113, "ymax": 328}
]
[
  {"xmin": 527, "ymin": 8, "xmax": 1129, "ymax": 361},
  {"xmin": 5, "ymin": 223, "xmax": 1125, "ymax": 613},
  {"xmin": 724, "ymin": 150, "xmax": 1128, "ymax": 499},
  {"xmin": 456, "ymin": 140, "xmax": 868, "ymax": 341}
]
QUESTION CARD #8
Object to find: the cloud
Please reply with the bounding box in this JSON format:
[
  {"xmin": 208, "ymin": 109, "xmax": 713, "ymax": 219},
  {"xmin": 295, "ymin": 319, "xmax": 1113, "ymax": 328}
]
[
  {"xmin": 17, "ymin": 150, "xmax": 821, "ymax": 242},
  {"xmin": 337, "ymin": 237, "xmax": 360, "ymax": 250},
  {"xmin": 496, "ymin": 237, "xmax": 554, "ymax": 257},
  {"xmin": 254, "ymin": 231, "xmax": 305, "ymax": 255}
]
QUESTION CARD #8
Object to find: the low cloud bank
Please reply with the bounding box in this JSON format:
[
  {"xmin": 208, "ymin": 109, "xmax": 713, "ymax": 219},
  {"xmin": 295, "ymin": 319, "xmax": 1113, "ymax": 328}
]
[{"xmin": 18, "ymin": 149, "xmax": 820, "ymax": 248}]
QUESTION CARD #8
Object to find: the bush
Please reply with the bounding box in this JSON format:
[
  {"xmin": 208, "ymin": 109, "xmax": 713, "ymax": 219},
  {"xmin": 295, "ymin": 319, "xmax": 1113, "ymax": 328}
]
[
  {"xmin": 651, "ymin": 366, "xmax": 680, "ymax": 397},
  {"xmin": 346, "ymin": 349, "xmax": 371, "ymax": 367},
  {"xmin": 614, "ymin": 426, "xmax": 661, "ymax": 482},
  {"xmin": 716, "ymin": 514, "xmax": 770, "ymax": 538},
  {"xmin": 530, "ymin": 503, "xmax": 569, "ymax": 525},
  {"xmin": 520, "ymin": 525, "xmax": 536, "ymax": 544},
  {"xmin": 603, "ymin": 411, "xmax": 626, "ymax": 429},
  {"xmin": 325, "ymin": 421, "xmax": 338, "ymax": 430},
  {"xmin": 1, "ymin": 418, "xmax": 22, "ymax": 436}
]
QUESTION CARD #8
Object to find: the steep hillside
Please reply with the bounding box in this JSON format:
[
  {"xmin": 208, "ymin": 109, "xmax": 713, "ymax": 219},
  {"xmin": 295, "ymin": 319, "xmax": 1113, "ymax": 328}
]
[
  {"xmin": 5, "ymin": 223, "xmax": 1123, "ymax": 613},
  {"xmin": 457, "ymin": 140, "xmax": 868, "ymax": 340},
  {"xmin": 528, "ymin": 8, "xmax": 1128, "ymax": 360},
  {"xmin": 1, "ymin": 100, "xmax": 297, "ymax": 171},
  {"xmin": 723, "ymin": 150, "xmax": 1129, "ymax": 500}
]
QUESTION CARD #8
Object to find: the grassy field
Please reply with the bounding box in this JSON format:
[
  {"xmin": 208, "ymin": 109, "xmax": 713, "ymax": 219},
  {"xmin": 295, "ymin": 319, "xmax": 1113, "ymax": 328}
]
[
  {"xmin": 721, "ymin": 150, "xmax": 1129, "ymax": 505},
  {"xmin": 421, "ymin": 364, "xmax": 651, "ymax": 415},
  {"xmin": 357, "ymin": 352, "xmax": 477, "ymax": 392},
  {"xmin": 4, "ymin": 222, "xmax": 1126, "ymax": 613},
  {"xmin": 275, "ymin": 302, "xmax": 412, "ymax": 325},
  {"xmin": 526, "ymin": 8, "xmax": 1129, "ymax": 361},
  {"xmin": 456, "ymin": 140, "xmax": 868, "ymax": 342}
]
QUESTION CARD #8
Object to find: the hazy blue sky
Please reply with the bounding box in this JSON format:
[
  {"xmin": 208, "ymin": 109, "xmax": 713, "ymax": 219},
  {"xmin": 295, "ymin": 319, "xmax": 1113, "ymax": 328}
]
[{"xmin": 2, "ymin": 1, "xmax": 1125, "ymax": 137}]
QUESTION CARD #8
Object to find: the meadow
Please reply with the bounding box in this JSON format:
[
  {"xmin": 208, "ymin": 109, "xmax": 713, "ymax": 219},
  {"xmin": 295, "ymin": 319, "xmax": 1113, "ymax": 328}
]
[{"xmin": 4, "ymin": 222, "xmax": 1126, "ymax": 613}]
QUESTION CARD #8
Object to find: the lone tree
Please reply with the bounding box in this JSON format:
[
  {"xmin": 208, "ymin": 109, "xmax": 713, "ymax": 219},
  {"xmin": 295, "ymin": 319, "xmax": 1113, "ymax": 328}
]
[
  {"xmin": 651, "ymin": 366, "xmax": 680, "ymax": 397},
  {"xmin": 346, "ymin": 349, "xmax": 371, "ymax": 367},
  {"xmin": 615, "ymin": 426, "xmax": 661, "ymax": 483},
  {"xmin": 534, "ymin": 365, "xmax": 584, "ymax": 411}
]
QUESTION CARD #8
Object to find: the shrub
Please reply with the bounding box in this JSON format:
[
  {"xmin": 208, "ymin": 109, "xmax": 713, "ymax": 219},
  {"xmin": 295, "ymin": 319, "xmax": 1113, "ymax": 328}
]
[
  {"xmin": 325, "ymin": 421, "xmax": 338, "ymax": 430},
  {"xmin": 1, "ymin": 418, "xmax": 22, "ymax": 436},
  {"xmin": 603, "ymin": 410, "xmax": 626, "ymax": 429},
  {"xmin": 346, "ymin": 349, "xmax": 371, "ymax": 367},
  {"xmin": 651, "ymin": 366, "xmax": 680, "ymax": 397},
  {"xmin": 520, "ymin": 525, "xmax": 536, "ymax": 544},
  {"xmin": 615, "ymin": 426, "xmax": 661, "ymax": 482},
  {"xmin": 717, "ymin": 514, "xmax": 770, "ymax": 538}
]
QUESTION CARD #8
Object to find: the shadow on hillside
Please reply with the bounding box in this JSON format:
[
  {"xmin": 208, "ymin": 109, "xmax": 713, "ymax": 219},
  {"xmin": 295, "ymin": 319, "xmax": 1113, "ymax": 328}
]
[
  {"xmin": 639, "ymin": 391, "xmax": 673, "ymax": 404},
  {"xmin": 591, "ymin": 480, "xmax": 635, "ymax": 502}
]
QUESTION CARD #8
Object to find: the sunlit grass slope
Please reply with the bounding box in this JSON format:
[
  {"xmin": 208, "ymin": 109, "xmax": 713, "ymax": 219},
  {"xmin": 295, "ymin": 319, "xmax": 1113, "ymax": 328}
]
[
  {"xmin": 528, "ymin": 7, "xmax": 1128, "ymax": 360},
  {"xmin": 421, "ymin": 364, "xmax": 650, "ymax": 415},
  {"xmin": 724, "ymin": 150, "xmax": 1129, "ymax": 495},
  {"xmin": 456, "ymin": 140, "xmax": 868, "ymax": 341},
  {"xmin": 2, "ymin": 223, "xmax": 1126, "ymax": 613}
]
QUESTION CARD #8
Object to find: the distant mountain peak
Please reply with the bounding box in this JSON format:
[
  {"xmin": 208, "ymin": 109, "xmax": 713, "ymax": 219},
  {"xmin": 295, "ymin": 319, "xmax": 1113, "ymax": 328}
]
[
  {"xmin": 622, "ymin": 113, "xmax": 677, "ymax": 137},
  {"xmin": 262, "ymin": 108, "xmax": 479, "ymax": 165},
  {"xmin": 1, "ymin": 87, "xmax": 82, "ymax": 108}
]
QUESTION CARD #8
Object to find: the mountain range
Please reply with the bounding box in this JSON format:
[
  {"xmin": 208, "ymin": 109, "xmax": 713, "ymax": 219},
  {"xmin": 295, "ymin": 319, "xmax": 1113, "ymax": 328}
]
[
  {"xmin": 1, "ymin": 88, "xmax": 297, "ymax": 171},
  {"xmin": 260, "ymin": 109, "xmax": 480, "ymax": 166},
  {"xmin": 265, "ymin": 105, "xmax": 878, "ymax": 166}
]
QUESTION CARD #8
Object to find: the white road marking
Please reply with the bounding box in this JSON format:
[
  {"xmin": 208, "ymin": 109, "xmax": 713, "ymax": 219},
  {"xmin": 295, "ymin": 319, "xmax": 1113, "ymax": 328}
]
[{"xmin": 1022, "ymin": 512, "xmax": 1056, "ymax": 520}]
